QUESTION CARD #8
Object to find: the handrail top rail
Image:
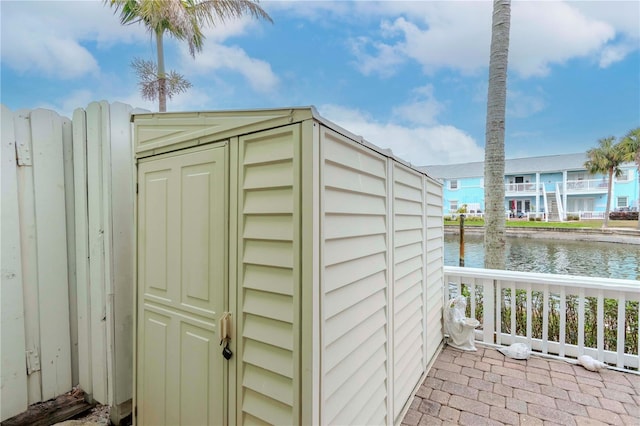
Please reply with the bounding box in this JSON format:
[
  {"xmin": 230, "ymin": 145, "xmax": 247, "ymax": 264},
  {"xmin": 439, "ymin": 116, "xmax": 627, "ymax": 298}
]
[{"xmin": 444, "ymin": 266, "xmax": 639, "ymax": 293}]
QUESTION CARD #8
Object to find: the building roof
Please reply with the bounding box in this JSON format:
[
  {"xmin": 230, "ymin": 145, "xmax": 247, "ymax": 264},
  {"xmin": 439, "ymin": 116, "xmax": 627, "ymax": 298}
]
[{"xmin": 420, "ymin": 152, "xmax": 591, "ymax": 179}]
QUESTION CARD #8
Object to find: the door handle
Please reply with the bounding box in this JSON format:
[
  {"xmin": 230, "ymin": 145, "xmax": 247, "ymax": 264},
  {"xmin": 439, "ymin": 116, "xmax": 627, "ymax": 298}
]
[
  {"xmin": 219, "ymin": 312, "xmax": 232, "ymax": 344},
  {"xmin": 219, "ymin": 312, "xmax": 233, "ymax": 360}
]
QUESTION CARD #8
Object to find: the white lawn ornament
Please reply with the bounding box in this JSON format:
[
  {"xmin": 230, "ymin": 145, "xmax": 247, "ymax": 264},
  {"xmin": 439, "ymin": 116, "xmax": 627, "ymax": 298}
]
[
  {"xmin": 577, "ymin": 355, "xmax": 607, "ymax": 372},
  {"xmin": 444, "ymin": 296, "xmax": 480, "ymax": 351},
  {"xmin": 497, "ymin": 343, "xmax": 531, "ymax": 360}
]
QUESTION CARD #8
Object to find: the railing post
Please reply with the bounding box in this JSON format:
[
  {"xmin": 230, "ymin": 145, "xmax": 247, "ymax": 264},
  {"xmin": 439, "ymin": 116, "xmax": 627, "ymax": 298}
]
[
  {"xmin": 616, "ymin": 293, "xmax": 626, "ymax": 368},
  {"xmin": 482, "ymin": 278, "xmax": 495, "ymax": 344},
  {"xmin": 597, "ymin": 290, "xmax": 604, "ymax": 361}
]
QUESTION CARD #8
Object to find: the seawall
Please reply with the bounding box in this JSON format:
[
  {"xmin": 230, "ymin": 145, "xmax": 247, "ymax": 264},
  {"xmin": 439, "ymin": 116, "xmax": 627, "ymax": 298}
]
[{"xmin": 445, "ymin": 225, "xmax": 640, "ymax": 245}]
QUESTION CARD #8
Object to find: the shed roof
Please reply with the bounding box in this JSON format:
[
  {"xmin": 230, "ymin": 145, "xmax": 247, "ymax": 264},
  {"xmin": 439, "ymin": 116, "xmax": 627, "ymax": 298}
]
[
  {"xmin": 133, "ymin": 106, "xmax": 439, "ymax": 182},
  {"xmin": 420, "ymin": 153, "xmax": 591, "ymax": 179}
]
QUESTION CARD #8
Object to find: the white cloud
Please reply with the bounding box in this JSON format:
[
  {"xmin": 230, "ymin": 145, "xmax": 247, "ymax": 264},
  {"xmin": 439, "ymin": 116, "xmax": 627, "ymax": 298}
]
[
  {"xmin": 0, "ymin": 1, "xmax": 145, "ymax": 78},
  {"xmin": 183, "ymin": 43, "xmax": 278, "ymax": 93},
  {"xmin": 318, "ymin": 104, "xmax": 483, "ymax": 166},
  {"xmin": 507, "ymin": 88, "xmax": 546, "ymax": 118},
  {"xmin": 510, "ymin": 1, "xmax": 614, "ymax": 77},
  {"xmin": 339, "ymin": 1, "xmax": 633, "ymax": 78},
  {"xmin": 391, "ymin": 84, "xmax": 444, "ymax": 126},
  {"xmin": 349, "ymin": 36, "xmax": 405, "ymax": 78}
]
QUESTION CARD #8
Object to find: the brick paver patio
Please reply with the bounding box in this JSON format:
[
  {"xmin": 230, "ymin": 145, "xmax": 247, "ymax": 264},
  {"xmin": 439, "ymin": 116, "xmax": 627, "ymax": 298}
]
[{"xmin": 402, "ymin": 346, "xmax": 640, "ymax": 425}]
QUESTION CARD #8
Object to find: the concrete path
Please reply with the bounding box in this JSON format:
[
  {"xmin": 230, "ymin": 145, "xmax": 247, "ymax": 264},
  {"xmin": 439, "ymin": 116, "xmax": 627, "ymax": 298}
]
[{"xmin": 403, "ymin": 346, "xmax": 640, "ymax": 425}]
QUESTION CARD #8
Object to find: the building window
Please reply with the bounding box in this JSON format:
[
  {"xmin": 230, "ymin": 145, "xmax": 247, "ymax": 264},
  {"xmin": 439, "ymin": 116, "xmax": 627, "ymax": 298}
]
[
  {"xmin": 449, "ymin": 179, "xmax": 458, "ymax": 190},
  {"xmin": 616, "ymin": 170, "xmax": 631, "ymax": 181},
  {"xmin": 617, "ymin": 196, "xmax": 629, "ymax": 208},
  {"xmin": 450, "ymin": 200, "xmax": 458, "ymax": 212}
]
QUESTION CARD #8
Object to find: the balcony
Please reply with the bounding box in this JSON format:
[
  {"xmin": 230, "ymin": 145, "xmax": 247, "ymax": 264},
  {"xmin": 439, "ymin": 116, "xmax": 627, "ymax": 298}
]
[
  {"xmin": 566, "ymin": 179, "xmax": 609, "ymax": 194},
  {"xmin": 505, "ymin": 183, "xmax": 540, "ymax": 195},
  {"xmin": 402, "ymin": 267, "xmax": 639, "ymax": 425}
]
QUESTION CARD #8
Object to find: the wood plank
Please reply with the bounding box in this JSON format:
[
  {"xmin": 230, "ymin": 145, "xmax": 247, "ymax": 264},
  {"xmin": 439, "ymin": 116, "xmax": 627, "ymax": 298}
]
[
  {"xmin": 1, "ymin": 390, "xmax": 91, "ymax": 426},
  {"xmin": 0, "ymin": 105, "xmax": 29, "ymax": 421},
  {"xmin": 72, "ymin": 107, "xmax": 93, "ymax": 399},
  {"xmin": 14, "ymin": 109, "xmax": 43, "ymax": 405},
  {"xmin": 62, "ymin": 116, "xmax": 79, "ymax": 387},
  {"xmin": 30, "ymin": 109, "xmax": 72, "ymax": 399},
  {"xmin": 109, "ymin": 102, "xmax": 135, "ymax": 409},
  {"xmin": 86, "ymin": 102, "xmax": 108, "ymax": 404},
  {"xmin": 99, "ymin": 101, "xmax": 116, "ymax": 406}
]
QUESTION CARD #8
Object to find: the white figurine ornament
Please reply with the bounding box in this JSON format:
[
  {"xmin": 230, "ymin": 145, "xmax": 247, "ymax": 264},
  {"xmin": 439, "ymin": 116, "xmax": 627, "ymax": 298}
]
[
  {"xmin": 577, "ymin": 355, "xmax": 607, "ymax": 372},
  {"xmin": 497, "ymin": 343, "xmax": 531, "ymax": 360},
  {"xmin": 444, "ymin": 295, "xmax": 480, "ymax": 351}
]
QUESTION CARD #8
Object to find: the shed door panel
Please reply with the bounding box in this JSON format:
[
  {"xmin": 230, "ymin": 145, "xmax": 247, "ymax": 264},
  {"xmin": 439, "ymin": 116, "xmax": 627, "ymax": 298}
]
[{"xmin": 137, "ymin": 145, "xmax": 227, "ymax": 426}]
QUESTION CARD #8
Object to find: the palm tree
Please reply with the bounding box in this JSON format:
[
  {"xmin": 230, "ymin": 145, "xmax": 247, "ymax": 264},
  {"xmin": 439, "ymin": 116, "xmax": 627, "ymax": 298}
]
[
  {"xmin": 483, "ymin": 0, "xmax": 511, "ymax": 270},
  {"xmin": 107, "ymin": 0, "xmax": 272, "ymax": 112},
  {"xmin": 619, "ymin": 127, "xmax": 640, "ymax": 229},
  {"xmin": 584, "ymin": 137, "xmax": 624, "ymax": 228}
]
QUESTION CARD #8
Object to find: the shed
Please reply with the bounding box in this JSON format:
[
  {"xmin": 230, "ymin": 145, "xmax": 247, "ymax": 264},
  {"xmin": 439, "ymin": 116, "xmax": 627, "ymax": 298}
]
[{"xmin": 132, "ymin": 107, "xmax": 444, "ymax": 425}]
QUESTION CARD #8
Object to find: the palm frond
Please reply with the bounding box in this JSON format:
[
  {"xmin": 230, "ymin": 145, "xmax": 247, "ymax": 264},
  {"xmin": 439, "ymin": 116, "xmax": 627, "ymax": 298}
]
[{"xmin": 131, "ymin": 57, "xmax": 192, "ymax": 101}]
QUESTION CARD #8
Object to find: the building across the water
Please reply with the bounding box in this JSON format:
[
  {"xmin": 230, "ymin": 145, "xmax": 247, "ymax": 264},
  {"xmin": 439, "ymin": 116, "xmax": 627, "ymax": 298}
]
[{"xmin": 421, "ymin": 153, "xmax": 638, "ymax": 220}]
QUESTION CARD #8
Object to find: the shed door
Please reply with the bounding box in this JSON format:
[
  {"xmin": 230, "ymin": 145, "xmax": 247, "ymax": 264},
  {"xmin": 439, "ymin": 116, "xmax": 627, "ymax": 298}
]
[{"xmin": 137, "ymin": 145, "xmax": 228, "ymax": 425}]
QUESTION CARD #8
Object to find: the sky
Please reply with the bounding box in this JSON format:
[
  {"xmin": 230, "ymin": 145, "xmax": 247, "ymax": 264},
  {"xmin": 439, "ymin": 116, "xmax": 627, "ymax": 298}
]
[{"xmin": 1, "ymin": 0, "xmax": 639, "ymax": 166}]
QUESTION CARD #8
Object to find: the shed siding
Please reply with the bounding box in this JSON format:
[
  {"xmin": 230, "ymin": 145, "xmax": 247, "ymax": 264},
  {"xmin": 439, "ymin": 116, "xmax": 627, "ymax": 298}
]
[
  {"xmin": 425, "ymin": 178, "xmax": 444, "ymax": 364},
  {"xmin": 392, "ymin": 164, "xmax": 425, "ymax": 421},
  {"xmin": 320, "ymin": 127, "xmax": 389, "ymax": 425},
  {"xmin": 237, "ymin": 125, "xmax": 301, "ymax": 425}
]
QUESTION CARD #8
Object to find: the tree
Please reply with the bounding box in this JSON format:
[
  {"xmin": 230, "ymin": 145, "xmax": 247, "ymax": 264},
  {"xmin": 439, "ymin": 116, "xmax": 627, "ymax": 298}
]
[
  {"xmin": 584, "ymin": 136, "xmax": 624, "ymax": 228},
  {"xmin": 483, "ymin": 0, "xmax": 511, "ymax": 270},
  {"xmin": 619, "ymin": 127, "xmax": 640, "ymax": 229},
  {"xmin": 107, "ymin": 0, "xmax": 272, "ymax": 112}
]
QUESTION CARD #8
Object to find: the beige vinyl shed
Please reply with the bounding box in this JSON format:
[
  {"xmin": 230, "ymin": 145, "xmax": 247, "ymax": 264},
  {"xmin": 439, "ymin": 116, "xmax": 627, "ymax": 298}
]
[{"xmin": 132, "ymin": 107, "xmax": 444, "ymax": 425}]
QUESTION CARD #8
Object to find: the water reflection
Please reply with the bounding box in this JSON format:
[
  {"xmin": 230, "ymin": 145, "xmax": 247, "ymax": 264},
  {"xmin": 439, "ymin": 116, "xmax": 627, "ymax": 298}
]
[{"xmin": 444, "ymin": 233, "xmax": 640, "ymax": 280}]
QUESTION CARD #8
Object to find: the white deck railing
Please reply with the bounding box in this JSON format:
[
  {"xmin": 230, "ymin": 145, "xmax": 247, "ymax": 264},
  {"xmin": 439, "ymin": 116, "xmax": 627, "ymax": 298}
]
[
  {"xmin": 444, "ymin": 266, "xmax": 640, "ymax": 371},
  {"xmin": 566, "ymin": 179, "xmax": 609, "ymax": 192}
]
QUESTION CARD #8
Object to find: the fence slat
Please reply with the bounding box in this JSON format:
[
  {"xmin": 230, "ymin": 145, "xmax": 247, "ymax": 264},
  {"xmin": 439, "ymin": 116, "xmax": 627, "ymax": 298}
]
[
  {"xmin": 30, "ymin": 109, "xmax": 72, "ymax": 400},
  {"xmin": 526, "ymin": 284, "xmax": 532, "ymax": 344},
  {"xmin": 482, "ymin": 279, "xmax": 494, "ymax": 344},
  {"xmin": 559, "ymin": 288, "xmax": 566, "ymax": 358},
  {"xmin": 62, "ymin": 117, "xmax": 78, "ymax": 387},
  {"xmin": 510, "ymin": 282, "xmax": 516, "ymax": 344},
  {"xmin": 495, "ymin": 281, "xmax": 501, "ymax": 345},
  {"xmin": 108, "ymin": 102, "xmax": 135, "ymax": 412},
  {"xmin": 73, "ymin": 107, "xmax": 93, "ymax": 399},
  {"xmin": 14, "ymin": 109, "xmax": 43, "ymax": 405},
  {"xmin": 597, "ymin": 290, "xmax": 604, "ymax": 361},
  {"xmin": 617, "ymin": 293, "xmax": 625, "ymax": 368},
  {"xmin": 1, "ymin": 106, "xmax": 29, "ymax": 421},
  {"xmin": 542, "ymin": 286, "xmax": 549, "ymax": 354},
  {"xmin": 86, "ymin": 102, "xmax": 108, "ymax": 404}
]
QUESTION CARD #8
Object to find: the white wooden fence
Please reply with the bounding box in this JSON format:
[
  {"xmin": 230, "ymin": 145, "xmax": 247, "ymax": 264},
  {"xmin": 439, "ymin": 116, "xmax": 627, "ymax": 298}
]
[
  {"xmin": 445, "ymin": 266, "xmax": 640, "ymax": 371},
  {"xmin": 1, "ymin": 102, "xmax": 137, "ymax": 423}
]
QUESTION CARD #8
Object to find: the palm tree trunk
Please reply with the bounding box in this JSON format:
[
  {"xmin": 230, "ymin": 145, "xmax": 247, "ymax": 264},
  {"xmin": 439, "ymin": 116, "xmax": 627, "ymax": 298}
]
[
  {"xmin": 636, "ymin": 162, "xmax": 640, "ymax": 229},
  {"xmin": 484, "ymin": 0, "xmax": 510, "ymax": 270},
  {"xmin": 156, "ymin": 29, "xmax": 167, "ymax": 112},
  {"xmin": 604, "ymin": 168, "xmax": 614, "ymax": 228}
]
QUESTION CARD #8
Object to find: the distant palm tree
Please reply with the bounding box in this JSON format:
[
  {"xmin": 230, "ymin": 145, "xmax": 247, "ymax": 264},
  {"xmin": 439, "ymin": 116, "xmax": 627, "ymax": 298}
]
[
  {"xmin": 619, "ymin": 127, "xmax": 640, "ymax": 229},
  {"xmin": 584, "ymin": 137, "xmax": 624, "ymax": 228},
  {"xmin": 484, "ymin": 0, "xmax": 511, "ymax": 270},
  {"xmin": 107, "ymin": 0, "xmax": 272, "ymax": 112}
]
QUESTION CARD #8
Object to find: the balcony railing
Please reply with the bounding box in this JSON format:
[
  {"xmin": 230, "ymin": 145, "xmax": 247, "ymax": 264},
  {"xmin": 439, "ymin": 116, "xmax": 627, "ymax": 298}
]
[
  {"xmin": 444, "ymin": 266, "xmax": 640, "ymax": 371},
  {"xmin": 566, "ymin": 179, "xmax": 609, "ymax": 192},
  {"xmin": 504, "ymin": 183, "xmax": 540, "ymax": 194}
]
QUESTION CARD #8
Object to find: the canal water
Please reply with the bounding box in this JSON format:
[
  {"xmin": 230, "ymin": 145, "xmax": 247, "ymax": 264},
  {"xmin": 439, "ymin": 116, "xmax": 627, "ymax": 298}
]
[{"xmin": 444, "ymin": 233, "xmax": 640, "ymax": 281}]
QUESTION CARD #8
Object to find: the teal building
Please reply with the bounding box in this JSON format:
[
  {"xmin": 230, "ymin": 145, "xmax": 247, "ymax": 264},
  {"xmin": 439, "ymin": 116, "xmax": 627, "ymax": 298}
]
[{"xmin": 422, "ymin": 153, "xmax": 638, "ymax": 220}]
